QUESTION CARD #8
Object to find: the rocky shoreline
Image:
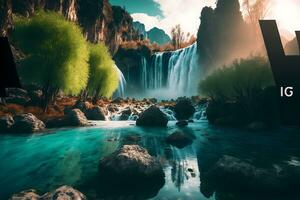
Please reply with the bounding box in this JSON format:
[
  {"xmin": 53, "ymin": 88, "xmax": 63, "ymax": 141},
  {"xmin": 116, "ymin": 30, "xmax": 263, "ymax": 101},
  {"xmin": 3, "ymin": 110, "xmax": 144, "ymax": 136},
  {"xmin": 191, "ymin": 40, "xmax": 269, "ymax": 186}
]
[{"xmin": 0, "ymin": 88, "xmax": 205, "ymax": 134}]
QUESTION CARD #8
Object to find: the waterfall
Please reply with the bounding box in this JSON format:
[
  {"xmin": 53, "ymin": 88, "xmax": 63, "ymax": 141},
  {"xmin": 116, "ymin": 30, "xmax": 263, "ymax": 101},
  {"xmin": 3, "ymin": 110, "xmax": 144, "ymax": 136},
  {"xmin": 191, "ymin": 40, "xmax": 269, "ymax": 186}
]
[
  {"xmin": 114, "ymin": 64, "xmax": 126, "ymax": 97},
  {"xmin": 153, "ymin": 52, "xmax": 164, "ymax": 89},
  {"xmin": 141, "ymin": 57, "xmax": 148, "ymax": 90},
  {"xmin": 140, "ymin": 43, "xmax": 199, "ymax": 99}
]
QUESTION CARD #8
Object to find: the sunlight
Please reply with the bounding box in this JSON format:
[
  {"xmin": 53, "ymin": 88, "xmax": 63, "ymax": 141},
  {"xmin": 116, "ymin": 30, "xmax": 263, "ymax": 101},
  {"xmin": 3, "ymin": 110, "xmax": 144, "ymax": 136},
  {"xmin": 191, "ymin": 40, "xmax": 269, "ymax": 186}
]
[{"xmin": 269, "ymin": 1, "xmax": 300, "ymax": 34}]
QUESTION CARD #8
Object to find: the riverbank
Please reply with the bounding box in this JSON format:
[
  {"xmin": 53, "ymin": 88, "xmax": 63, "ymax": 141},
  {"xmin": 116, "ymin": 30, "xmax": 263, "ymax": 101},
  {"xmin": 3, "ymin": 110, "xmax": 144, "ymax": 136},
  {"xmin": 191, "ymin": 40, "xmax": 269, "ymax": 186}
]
[{"xmin": 0, "ymin": 88, "xmax": 207, "ymax": 134}]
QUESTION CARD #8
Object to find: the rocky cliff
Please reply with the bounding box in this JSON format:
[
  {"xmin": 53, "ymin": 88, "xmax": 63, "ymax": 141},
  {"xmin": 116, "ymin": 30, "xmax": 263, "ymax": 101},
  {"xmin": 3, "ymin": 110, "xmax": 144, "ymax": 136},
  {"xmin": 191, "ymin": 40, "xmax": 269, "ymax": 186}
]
[
  {"xmin": 197, "ymin": 0, "xmax": 255, "ymax": 74},
  {"xmin": 9, "ymin": 0, "xmax": 139, "ymax": 53},
  {"xmin": 0, "ymin": 0, "xmax": 13, "ymax": 37}
]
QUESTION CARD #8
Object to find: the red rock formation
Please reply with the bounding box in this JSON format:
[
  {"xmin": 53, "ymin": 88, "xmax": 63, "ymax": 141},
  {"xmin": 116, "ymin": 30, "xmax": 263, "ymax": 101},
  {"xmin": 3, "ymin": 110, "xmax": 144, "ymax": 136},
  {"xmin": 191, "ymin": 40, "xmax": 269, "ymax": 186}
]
[{"xmin": 10, "ymin": 0, "xmax": 139, "ymax": 53}]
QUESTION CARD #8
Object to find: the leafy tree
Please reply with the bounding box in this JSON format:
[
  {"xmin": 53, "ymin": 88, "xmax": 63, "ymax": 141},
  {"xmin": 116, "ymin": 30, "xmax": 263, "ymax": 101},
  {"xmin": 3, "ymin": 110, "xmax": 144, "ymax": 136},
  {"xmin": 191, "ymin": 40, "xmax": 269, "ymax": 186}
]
[
  {"xmin": 86, "ymin": 43, "xmax": 119, "ymax": 102},
  {"xmin": 12, "ymin": 11, "xmax": 89, "ymax": 110}
]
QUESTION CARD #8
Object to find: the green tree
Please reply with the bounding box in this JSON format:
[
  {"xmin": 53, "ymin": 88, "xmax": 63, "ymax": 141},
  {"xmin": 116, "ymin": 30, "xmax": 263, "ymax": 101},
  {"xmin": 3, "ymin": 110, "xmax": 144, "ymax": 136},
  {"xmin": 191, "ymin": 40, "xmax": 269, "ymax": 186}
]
[
  {"xmin": 12, "ymin": 11, "xmax": 89, "ymax": 110},
  {"xmin": 86, "ymin": 43, "xmax": 119, "ymax": 103}
]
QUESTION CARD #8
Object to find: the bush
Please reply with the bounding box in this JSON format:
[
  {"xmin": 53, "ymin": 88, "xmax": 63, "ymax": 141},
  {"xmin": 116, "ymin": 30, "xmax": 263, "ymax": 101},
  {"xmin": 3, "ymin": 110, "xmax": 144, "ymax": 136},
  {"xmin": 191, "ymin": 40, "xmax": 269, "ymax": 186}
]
[
  {"xmin": 12, "ymin": 11, "xmax": 89, "ymax": 107},
  {"xmin": 199, "ymin": 56, "xmax": 278, "ymax": 127},
  {"xmin": 199, "ymin": 56, "xmax": 275, "ymax": 102},
  {"xmin": 87, "ymin": 43, "xmax": 119, "ymax": 99}
]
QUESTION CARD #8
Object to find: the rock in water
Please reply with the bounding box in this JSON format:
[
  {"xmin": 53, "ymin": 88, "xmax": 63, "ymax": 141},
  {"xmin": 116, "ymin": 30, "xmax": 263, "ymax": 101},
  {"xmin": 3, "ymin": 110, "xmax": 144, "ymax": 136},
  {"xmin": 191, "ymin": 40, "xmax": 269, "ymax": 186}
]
[
  {"xmin": 43, "ymin": 186, "xmax": 87, "ymax": 200},
  {"xmin": 136, "ymin": 105, "xmax": 168, "ymax": 127},
  {"xmin": 9, "ymin": 189, "xmax": 40, "ymax": 200},
  {"xmin": 12, "ymin": 113, "xmax": 45, "ymax": 133},
  {"xmin": 176, "ymin": 120, "xmax": 189, "ymax": 127},
  {"xmin": 68, "ymin": 109, "xmax": 89, "ymax": 126},
  {"xmin": 98, "ymin": 145, "xmax": 165, "ymax": 186},
  {"xmin": 10, "ymin": 185, "xmax": 86, "ymax": 200},
  {"xmin": 174, "ymin": 98, "xmax": 196, "ymax": 120},
  {"xmin": 85, "ymin": 106, "xmax": 106, "ymax": 120},
  {"xmin": 0, "ymin": 115, "xmax": 14, "ymax": 133},
  {"xmin": 166, "ymin": 131, "xmax": 195, "ymax": 149}
]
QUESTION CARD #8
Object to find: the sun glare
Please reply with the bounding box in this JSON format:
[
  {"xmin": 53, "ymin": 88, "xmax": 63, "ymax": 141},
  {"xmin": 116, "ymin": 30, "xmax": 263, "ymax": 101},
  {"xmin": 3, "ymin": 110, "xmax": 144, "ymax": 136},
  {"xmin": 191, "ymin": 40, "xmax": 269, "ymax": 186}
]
[{"xmin": 270, "ymin": 1, "xmax": 300, "ymax": 35}]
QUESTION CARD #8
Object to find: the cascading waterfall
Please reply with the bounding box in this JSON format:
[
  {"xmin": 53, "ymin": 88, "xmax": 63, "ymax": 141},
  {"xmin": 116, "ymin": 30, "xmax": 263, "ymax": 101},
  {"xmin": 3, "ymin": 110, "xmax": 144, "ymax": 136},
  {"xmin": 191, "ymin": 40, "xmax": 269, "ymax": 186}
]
[
  {"xmin": 114, "ymin": 64, "xmax": 126, "ymax": 97},
  {"xmin": 153, "ymin": 53, "xmax": 164, "ymax": 89},
  {"xmin": 140, "ymin": 43, "xmax": 199, "ymax": 98},
  {"xmin": 167, "ymin": 43, "xmax": 199, "ymax": 96},
  {"xmin": 141, "ymin": 57, "xmax": 148, "ymax": 90}
]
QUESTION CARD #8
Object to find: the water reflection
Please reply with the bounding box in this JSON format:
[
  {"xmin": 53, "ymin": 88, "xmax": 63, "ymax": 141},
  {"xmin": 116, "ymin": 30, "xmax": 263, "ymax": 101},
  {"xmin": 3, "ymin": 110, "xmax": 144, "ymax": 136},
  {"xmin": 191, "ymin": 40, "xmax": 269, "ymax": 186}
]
[
  {"xmin": 196, "ymin": 127, "xmax": 300, "ymax": 200},
  {"xmin": 1, "ymin": 122, "xmax": 300, "ymax": 200}
]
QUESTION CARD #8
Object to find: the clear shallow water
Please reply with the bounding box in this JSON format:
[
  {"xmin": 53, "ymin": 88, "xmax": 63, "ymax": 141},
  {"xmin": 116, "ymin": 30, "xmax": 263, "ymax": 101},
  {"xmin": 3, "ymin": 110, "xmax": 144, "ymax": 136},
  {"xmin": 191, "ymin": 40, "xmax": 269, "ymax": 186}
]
[{"xmin": 0, "ymin": 121, "xmax": 300, "ymax": 200}]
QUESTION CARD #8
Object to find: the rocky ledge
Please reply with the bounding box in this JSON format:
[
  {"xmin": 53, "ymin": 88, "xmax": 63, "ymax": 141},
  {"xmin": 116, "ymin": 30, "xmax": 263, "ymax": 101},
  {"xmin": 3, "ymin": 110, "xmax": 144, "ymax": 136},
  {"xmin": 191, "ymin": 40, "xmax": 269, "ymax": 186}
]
[{"xmin": 0, "ymin": 113, "xmax": 45, "ymax": 133}]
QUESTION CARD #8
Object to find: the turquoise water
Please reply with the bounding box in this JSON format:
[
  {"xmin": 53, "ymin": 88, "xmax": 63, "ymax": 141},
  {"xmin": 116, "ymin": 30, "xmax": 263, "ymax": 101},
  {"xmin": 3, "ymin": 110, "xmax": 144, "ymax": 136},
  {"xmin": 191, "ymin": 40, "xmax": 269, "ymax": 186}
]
[{"xmin": 0, "ymin": 121, "xmax": 300, "ymax": 199}]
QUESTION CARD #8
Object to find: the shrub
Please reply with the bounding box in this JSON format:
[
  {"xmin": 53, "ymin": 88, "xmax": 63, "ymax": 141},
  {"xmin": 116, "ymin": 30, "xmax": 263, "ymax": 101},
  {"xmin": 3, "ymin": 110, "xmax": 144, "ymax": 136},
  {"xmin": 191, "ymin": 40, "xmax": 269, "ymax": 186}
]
[
  {"xmin": 87, "ymin": 43, "xmax": 119, "ymax": 100},
  {"xmin": 199, "ymin": 56, "xmax": 278, "ymax": 126},
  {"xmin": 12, "ymin": 11, "xmax": 89, "ymax": 108},
  {"xmin": 199, "ymin": 56, "xmax": 275, "ymax": 102}
]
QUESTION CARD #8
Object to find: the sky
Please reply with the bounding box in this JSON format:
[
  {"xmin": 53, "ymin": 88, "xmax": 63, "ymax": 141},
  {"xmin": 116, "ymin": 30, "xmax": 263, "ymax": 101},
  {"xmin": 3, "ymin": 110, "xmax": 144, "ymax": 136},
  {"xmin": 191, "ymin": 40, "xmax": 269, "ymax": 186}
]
[{"xmin": 110, "ymin": 0, "xmax": 300, "ymax": 39}]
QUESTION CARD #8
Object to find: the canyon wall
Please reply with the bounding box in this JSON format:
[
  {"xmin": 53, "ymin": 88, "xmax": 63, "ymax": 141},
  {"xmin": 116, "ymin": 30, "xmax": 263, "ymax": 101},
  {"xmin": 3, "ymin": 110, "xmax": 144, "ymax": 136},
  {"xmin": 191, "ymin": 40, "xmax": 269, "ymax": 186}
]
[{"xmin": 8, "ymin": 0, "xmax": 139, "ymax": 53}]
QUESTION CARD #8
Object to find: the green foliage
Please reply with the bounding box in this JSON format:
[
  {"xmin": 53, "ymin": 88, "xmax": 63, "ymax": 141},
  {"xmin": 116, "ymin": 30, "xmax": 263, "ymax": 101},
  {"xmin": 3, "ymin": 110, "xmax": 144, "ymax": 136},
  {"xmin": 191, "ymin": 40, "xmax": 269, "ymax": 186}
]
[
  {"xmin": 12, "ymin": 11, "xmax": 89, "ymax": 95},
  {"xmin": 199, "ymin": 56, "xmax": 275, "ymax": 101},
  {"xmin": 87, "ymin": 43, "xmax": 119, "ymax": 98}
]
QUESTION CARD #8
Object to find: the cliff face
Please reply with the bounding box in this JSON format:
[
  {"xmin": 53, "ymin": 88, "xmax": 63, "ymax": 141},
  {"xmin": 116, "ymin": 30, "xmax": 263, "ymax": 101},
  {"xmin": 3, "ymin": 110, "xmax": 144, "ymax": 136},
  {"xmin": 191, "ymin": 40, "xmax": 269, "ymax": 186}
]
[
  {"xmin": 197, "ymin": 0, "xmax": 255, "ymax": 74},
  {"xmin": 0, "ymin": 0, "xmax": 13, "ymax": 37},
  {"xmin": 10, "ymin": 0, "xmax": 139, "ymax": 54}
]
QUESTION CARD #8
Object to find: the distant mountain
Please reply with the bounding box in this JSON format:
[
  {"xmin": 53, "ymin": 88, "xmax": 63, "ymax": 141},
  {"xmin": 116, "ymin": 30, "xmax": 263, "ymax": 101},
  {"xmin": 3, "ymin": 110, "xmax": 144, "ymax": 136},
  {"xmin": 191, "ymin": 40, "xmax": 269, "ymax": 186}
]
[
  {"xmin": 133, "ymin": 21, "xmax": 147, "ymax": 37},
  {"xmin": 147, "ymin": 27, "xmax": 171, "ymax": 45}
]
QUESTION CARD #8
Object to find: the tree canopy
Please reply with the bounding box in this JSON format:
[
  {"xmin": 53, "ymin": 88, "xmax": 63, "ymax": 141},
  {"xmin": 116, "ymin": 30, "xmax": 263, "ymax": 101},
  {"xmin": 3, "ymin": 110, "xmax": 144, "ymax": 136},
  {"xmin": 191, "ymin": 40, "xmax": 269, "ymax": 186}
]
[
  {"xmin": 87, "ymin": 43, "xmax": 119, "ymax": 98},
  {"xmin": 12, "ymin": 11, "xmax": 89, "ymax": 96}
]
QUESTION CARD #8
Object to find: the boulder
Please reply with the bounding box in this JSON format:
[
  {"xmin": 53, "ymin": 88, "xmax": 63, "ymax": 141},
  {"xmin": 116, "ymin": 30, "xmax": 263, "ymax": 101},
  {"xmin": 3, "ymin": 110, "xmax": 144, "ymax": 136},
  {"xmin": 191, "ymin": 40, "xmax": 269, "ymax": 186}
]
[
  {"xmin": 85, "ymin": 106, "xmax": 106, "ymax": 120},
  {"xmin": 112, "ymin": 97, "xmax": 123, "ymax": 104},
  {"xmin": 67, "ymin": 109, "xmax": 89, "ymax": 126},
  {"xmin": 107, "ymin": 104, "xmax": 119, "ymax": 112},
  {"xmin": 176, "ymin": 120, "xmax": 188, "ymax": 127},
  {"xmin": 119, "ymin": 107, "xmax": 132, "ymax": 121},
  {"xmin": 98, "ymin": 145, "xmax": 165, "ymax": 186},
  {"xmin": 27, "ymin": 90, "xmax": 43, "ymax": 106},
  {"xmin": 165, "ymin": 131, "xmax": 194, "ymax": 149},
  {"xmin": 10, "ymin": 186, "xmax": 86, "ymax": 200},
  {"xmin": 9, "ymin": 189, "xmax": 40, "ymax": 200},
  {"xmin": 136, "ymin": 105, "xmax": 168, "ymax": 127},
  {"xmin": 43, "ymin": 185, "xmax": 87, "ymax": 200},
  {"xmin": 0, "ymin": 115, "xmax": 14, "ymax": 133},
  {"xmin": 73, "ymin": 100, "xmax": 91, "ymax": 111},
  {"xmin": 174, "ymin": 98, "xmax": 196, "ymax": 120},
  {"xmin": 12, "ymin": 113, "xmax": 45, "ymax": 133},
  {"xmin": 119, "ymin": 113, "xmax": 130, "ymax": 121}
]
